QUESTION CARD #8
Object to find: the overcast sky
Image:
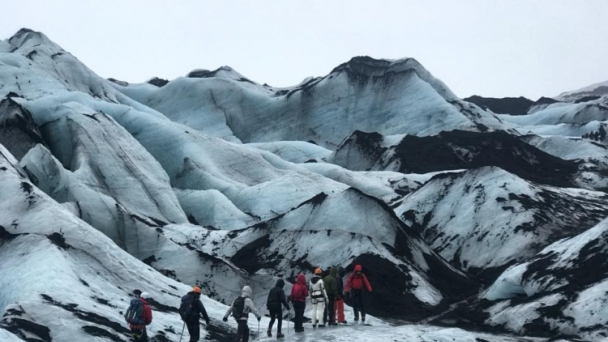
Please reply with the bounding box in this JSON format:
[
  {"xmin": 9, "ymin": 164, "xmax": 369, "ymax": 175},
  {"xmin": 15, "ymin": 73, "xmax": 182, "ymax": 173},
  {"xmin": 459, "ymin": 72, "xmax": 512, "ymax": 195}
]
[{"xmin": 2, "ymin": 1, "xmax": 607, "ymax": 99}]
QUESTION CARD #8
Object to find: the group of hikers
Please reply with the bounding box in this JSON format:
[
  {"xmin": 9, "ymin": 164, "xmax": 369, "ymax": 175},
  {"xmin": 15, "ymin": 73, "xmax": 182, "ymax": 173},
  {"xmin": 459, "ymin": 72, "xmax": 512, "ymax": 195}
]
[{"xmin": 124, "ymin": 264, "xmax": 372, "ymax": 342}]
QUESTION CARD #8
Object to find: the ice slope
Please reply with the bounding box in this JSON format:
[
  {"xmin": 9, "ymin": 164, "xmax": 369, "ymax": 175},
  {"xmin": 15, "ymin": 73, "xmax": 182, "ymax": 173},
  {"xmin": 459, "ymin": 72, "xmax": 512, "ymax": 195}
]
[
  {"xmin": 499, "ymin": 96, "xmax": 608, "ymax": 137},
  {"xmin": 395, "ymin": 167, "xmax": 608, "ymax": 273},
  {"xmin": 246, "ymin": 141, "xmax": 332, "ymax": 163},
  {"xmin": 0, "ymin": 96, "xmax": 46, "ymax": 160},
  {"xmin": 333, "ymin": 130, "xmax": 584, "ymax": 189},
  {"xmin": 479, "ymin": 217, "xmax": 608, "ymax": 340},
  {"xmin": 114, "ymin": 57, "xmax": 510, "ymax": 148},
  {"xmin": 0, "ymin": 144, "xmax": 240, "ymax": 342},
  {"xmin": 555, "ymin": 80, "xmax": 608, "ymax": 102},
  {"xmin": 11, "ymin": 79, "xmax": 477, "ymax": 316},
  {"xmin": 522, "ymin": 135, "xmax": 608, "ymax": 168}
]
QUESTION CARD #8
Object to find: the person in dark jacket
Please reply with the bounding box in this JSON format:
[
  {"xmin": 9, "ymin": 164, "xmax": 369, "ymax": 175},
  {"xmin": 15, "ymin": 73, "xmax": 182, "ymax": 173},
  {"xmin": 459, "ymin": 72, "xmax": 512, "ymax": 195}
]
[
  {"xmin": 323, "ymin": 267, "xmax": 338, "ymax": 325},
  {"xmin": 289, "ymin": 274, "xmax": 309, "ymax": 333},
  {"xmin": 181, "ymin": 287, "xmax": 210, "ymax": 342},
  {"xmin": 335, "ymin": 267, "xmax": 347, "ymax": 324},
  {"xmin": 266, "ymin": 279, "xmax": 291, "ymax": 338}
]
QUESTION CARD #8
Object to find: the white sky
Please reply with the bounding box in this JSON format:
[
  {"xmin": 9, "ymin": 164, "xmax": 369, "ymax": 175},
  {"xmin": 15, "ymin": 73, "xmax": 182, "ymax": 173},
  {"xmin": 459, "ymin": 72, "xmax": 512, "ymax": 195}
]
[{"xmin": 2, "ymin": 0, "xmax": 608, "ymax": 99}]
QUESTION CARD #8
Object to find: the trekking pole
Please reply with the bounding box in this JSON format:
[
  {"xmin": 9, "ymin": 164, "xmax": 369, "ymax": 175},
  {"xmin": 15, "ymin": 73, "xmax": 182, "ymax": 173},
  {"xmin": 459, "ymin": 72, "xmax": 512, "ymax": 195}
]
[{"xmin": 178, "ymin": 322, "xmax": 185, "ymax": 342}]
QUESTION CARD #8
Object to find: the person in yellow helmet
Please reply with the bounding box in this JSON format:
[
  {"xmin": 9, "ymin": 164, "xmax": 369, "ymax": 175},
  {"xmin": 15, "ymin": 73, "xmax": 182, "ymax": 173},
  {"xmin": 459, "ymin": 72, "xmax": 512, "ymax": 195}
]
[{"xmin": 309, "ymin": 268, "xmax": 329, "ymax": 328}]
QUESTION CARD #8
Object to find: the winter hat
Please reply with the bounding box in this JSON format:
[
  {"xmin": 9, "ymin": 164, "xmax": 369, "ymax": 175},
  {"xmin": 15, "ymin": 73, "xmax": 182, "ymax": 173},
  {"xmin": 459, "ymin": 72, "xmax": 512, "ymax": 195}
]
[
  {"xmin": 314, "ymin": 268, "xmax": 323, "ymax": 275},
  {"xmin": 192, "ymin": 286, "xmax": 202, "ymax": 294},
  {"xmin": 140, "ymin": 292, "xmax": 152, "ymax": 299}
]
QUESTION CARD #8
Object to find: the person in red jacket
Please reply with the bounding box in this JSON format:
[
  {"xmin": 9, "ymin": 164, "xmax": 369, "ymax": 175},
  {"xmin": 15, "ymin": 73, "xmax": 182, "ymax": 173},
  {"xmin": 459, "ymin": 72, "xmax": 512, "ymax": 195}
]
[
  {"xmin": 344, "ymin": 265, "xmax": 372, "ymax": 323},
  {"xmin": 289, "ymin": 274, "xmax": 309, "ymax": 333},
  {"xmin": 125, "ymin": 292, "xmax": 153, "ymax": 341}
]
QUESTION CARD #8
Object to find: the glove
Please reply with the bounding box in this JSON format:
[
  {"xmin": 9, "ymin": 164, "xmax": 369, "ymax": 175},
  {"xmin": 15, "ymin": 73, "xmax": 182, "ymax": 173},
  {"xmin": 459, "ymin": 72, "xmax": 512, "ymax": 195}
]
[{"xmin": 222, "ymin": 317, "xmax": 228, "ymax": 322}]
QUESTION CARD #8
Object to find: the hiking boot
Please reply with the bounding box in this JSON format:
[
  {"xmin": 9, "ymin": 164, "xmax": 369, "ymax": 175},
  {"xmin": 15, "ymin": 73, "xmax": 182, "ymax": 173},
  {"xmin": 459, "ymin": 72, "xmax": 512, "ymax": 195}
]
[
  {"xmin": 267, "ymin": 330, "xmax": 272, "ymax": 337},
  {"xmin": 340, "ymin": 320, "xmax": 348, "ymax": 324},
  {"xmin": 277, "ymin": 333, "xmax": 285, "ymax": 339},
  {"xmin": 319, "ymin": 324, "xmax": 325, "ymax": 328},
  {"xmin": 312, "ymin": 324, "xmax": 317, "ymax": 328}
]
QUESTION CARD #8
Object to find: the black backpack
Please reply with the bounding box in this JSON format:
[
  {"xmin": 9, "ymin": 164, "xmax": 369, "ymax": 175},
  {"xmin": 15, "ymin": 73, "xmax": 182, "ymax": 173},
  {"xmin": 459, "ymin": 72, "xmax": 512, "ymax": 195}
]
[
  {"xmin": 232, "ymin": 297, "xmax": 246, "ymax": 318},
  {"xmin": 179, "ymin": 295, "xmax": 195, "ymax": 321}
]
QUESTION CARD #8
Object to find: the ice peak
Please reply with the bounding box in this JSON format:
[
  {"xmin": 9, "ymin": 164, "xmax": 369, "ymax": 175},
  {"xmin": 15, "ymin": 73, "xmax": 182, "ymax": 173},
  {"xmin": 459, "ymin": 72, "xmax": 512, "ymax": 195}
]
[{"xmin": 8, "ymin": 28, "xmax": 60, "ymax": 51}]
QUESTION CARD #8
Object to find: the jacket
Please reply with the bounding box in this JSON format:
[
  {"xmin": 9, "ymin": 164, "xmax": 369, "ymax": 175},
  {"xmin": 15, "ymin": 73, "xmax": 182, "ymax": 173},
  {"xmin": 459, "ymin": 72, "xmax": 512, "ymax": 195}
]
[
  {"xmin": 309, "ymin": 276, "xmax": 328, "ymax": 304},
  {"xmin": 224, "ymin": 286, "xmax": 261, "ymax": 321},
  {"xmin": 345, "ymin": 266, "xmax": 372, "ymax": 293},
  {"xmin": 267, "ymin": 279, "xmax": 290, "ymax": 311},
  {"xmin": 323, "ymin": 267, "xmax": 338, "ymax": 297},
  {"xmin": 181, "ymin": 292, "xmax": 210, "ymax": 323},
  {"xmin": 290, "ymin": 274, "xmax": 309, "ymax": 302}
]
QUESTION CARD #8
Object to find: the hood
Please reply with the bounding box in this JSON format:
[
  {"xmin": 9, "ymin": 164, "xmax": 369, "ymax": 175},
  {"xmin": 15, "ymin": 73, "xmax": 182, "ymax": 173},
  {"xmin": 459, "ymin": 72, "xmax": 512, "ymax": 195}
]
[
  {"xmin": 329, "ymin": 267, "xmax": 338, "ymax": 277},
  {"xmin": 296, "ymin": 274, "xmax": 306, "ymax": 285},
  {"xmin": 275, "ymin": 279, "xmax": 285, "ymax": 288},
  {"xmin": 338, "ymin": 267, "xmax": 345, "ymax": 277},
  {"xmin": 354, "ymin": 264, "xmax": 362, "ymax": 272},
  {"xmin": 311, "ymin": 276, "xmax": 322, "ymax": 284},
  {"xmin": 241, "ymin": 285, "xmax": 252, "ymax": 297}
]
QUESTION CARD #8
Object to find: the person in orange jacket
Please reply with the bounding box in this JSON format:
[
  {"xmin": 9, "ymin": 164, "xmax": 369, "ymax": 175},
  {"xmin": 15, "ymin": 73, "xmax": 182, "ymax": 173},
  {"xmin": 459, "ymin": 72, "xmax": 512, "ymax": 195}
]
[{"xmin": 344, "ymin": 264, "xmax": 372, "ymax": 323}]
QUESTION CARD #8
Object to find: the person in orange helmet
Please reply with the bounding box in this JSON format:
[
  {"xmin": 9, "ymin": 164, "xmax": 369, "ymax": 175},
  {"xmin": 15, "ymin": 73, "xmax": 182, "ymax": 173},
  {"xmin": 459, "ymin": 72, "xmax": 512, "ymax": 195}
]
[
  {"xmin": 179, "ymin": 286, "xmax": 210, "ymax": 342},
  {"xmin": 344, "ymin": 264, "xmax": 372, "ymax": 323},
  {"xmin": 309, "ymin": 268, "xmax": 329, "ymax": 328}
]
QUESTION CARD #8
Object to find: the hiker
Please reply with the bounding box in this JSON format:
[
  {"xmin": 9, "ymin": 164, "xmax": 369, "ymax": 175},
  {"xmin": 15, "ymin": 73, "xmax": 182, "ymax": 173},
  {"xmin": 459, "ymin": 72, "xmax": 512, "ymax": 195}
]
[
  {"xmin": 266, "ymin": 279, "xmax": 291, "ymax": 338},
  {"xmin": 289, "ymin": 274, "xmax": 309, "ymax": 333},
  {"xmin": 180, "ymin": 286, "xmax": 210, "ymax": 342},
  {"xmin": 124, "ymin": 292, "xmax": 153, "ymax": 342},
  {"xmin": 345, "ymin": 264, "xmax": 373, "ymax": 323},
  {"xmin": 335, "ymin": 267, "xmax": 347, "ymax": 324},
  {"xmin": 222, "ymin": 286, "xmax": 261, "ymax": 342},
  {"xmin": 309, "ymin": 268, "xmax": 329, "ymax": 328},
  {"xmin": 323, "ymin": 267, "xmax": 338, "ymax": 325}
]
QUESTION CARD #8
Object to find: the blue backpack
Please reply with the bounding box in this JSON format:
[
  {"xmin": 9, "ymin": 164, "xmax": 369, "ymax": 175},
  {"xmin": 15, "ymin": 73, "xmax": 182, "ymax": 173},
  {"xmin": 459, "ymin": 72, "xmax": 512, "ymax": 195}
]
[
  {"xmin": 124, "ymin": 298, "xmax": 145, "ymax": 325},
  {"xmin": 179, "ymin": 295, "xmax": 195, "ymax": 321}
]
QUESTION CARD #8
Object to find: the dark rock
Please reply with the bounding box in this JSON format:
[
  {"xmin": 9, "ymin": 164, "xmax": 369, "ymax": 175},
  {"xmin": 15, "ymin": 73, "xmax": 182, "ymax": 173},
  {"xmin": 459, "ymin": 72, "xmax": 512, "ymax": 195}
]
[{"xmin": 464, "ymin": 95, "xmax": 534, "ymax": 116}]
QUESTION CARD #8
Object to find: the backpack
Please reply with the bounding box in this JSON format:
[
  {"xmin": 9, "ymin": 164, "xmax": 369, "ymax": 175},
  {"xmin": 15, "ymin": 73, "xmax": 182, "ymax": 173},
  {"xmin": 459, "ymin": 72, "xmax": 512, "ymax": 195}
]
[
  {"xmin": 179, "ymin": 295, "xmax": 195, "ymax": 321},
  {"xmin": 310, "ymin": 280, "xmax": 325, "ymax": 299},
  {"xmin": 232, "ymin": 297, "xmax": 246, "ymax": 318},
  {"xmin": 124, "ymin": 298, "xmax": 145, "ymax": 325}
]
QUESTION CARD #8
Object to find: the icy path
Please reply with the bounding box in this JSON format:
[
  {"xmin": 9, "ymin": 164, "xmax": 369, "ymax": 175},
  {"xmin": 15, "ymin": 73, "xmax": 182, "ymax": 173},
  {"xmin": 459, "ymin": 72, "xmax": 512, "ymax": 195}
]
[{"xmin": 249, "ymin": 323, "xmax": 543, "ymax": 342}]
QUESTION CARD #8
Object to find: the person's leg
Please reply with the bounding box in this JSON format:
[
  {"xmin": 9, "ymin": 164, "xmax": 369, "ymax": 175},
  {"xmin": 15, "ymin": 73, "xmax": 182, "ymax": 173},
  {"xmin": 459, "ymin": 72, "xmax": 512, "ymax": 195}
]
[
  {"xmin": 328, "ymin": 296, "xmax": 335, "ymax": 324},
  {"xmin": 276, "ymin": 309, "xmax": 283, "ymax": 335},
  {"xmin": 242, "ymin": 321, "xmax": 250, "ymax": 342},
  {"xmin": 234, "ymin": 320, "xmax": 244, "ymax": 342},
  {"xmin": 311, "ymin": 302, "xmax": 318, "ymax": 326},
  {"xmin": 294, "ymin": 302, "xmax": 304, "ymax": 331},
  {"xmin": 360, "ymin": 293, "xmax": 366, "ymax": 322},
  {"xmin": 318, "ymin": 302, "xmax": 326, "ymax": 326},
  {"xmin": 141, "ymin": 328, "xmax": 148, "ymax": 342},
  {"xmin": 190, "ymin": 322, "xmax": 200, "ymax": 342},
  {"xmin": 268, "ymin": 309, "xmax": 276, "ymax": 336},
  {"xmin": 335, "ymin": 297, "xmax": 345, "ymax": 323}
]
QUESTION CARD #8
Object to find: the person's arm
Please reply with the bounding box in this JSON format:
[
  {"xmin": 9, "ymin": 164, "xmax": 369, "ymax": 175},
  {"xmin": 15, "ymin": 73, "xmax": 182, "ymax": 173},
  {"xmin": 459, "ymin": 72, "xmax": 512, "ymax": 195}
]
[
  {"xmin": 280, "ymin": 290, "xmax": 290, "ymax": 310},
  {"xmin": 363, "ymin": 275, "xmax": 372, "ymax": 292},
  {"xmin": 245, "ymin": 298, "xmax": 261, "ymax": 319},
  {"xmin": 223, "ymin": 301, "xmax": 234, "ymax": 321},
  {"xmin": 344, "ymin": 275, "xmax": 352, "ymax": 293},
  {"xmin": 198, "ymin": 299, "xmax": 210, "ymax": 323}
]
